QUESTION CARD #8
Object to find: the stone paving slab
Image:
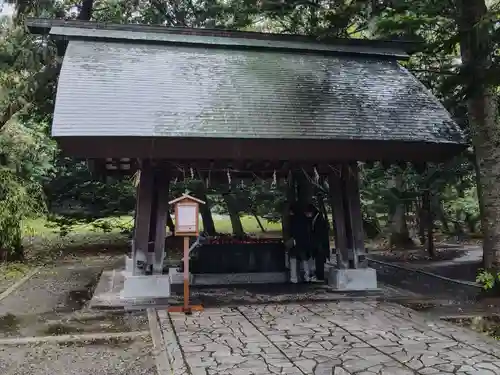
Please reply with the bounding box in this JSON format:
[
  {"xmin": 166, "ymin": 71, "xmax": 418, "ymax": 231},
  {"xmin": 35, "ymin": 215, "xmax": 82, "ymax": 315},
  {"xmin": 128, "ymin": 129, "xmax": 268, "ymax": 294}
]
[{"xmin": 159, "ymin": 301, "xmax": 500, "ymax": 375}]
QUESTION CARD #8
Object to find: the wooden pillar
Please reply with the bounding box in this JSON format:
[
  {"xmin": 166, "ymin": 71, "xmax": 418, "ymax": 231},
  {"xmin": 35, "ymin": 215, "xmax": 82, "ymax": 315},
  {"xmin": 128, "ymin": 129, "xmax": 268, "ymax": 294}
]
[
  {"xmin": 152, "ymin": 168, "xmax": 171, "ymax": 274},
  {"xmin": 328, "ymin": 166, "xmax": 349, "ymax": 269},
  {"xmin": 416, "ymin": 163, "xmax": 435, "ymax": 258},
  {"xmin": 328, "ymin": 163, "xmax": 366, "ymax": 269},
  {"xmin": 147, "ymin": 174, "xmax": 159, "ymax": 273},
  {"xmin": 133, "ymin": 160, "xmax": 155, "ymax": 275},
  {"xmin": 343, "ymin": 162, "xmax": 367, "ymax": 268}
]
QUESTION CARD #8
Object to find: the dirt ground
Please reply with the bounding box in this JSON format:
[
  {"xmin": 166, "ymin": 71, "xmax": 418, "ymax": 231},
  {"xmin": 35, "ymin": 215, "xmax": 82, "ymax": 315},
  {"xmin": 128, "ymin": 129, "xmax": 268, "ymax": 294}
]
[
  {"xmin": 0, "ymin": 252, "xmax": 157, "ymax": 375},
  {"xmin": 368, "ymin": 243, "xmax": 483, "ymax": 283},
  {"xmin": 0, "ymin": 256, "xmax": 151, "ymax": 337},
  {"xmin": 0, "ymin": 336, "xmax": 156, "ymax": 375}
]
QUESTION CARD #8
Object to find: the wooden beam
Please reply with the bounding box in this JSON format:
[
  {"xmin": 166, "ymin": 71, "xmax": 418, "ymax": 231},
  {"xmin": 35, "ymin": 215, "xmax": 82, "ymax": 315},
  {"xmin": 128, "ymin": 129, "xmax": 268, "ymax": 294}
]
[
  {"xmin": 91, "ymin": 158, "xmax": 355, "ymax": 180},
  {"xmin": 148, "ymin": 167, "xmax": 160, "ymax": 258}
]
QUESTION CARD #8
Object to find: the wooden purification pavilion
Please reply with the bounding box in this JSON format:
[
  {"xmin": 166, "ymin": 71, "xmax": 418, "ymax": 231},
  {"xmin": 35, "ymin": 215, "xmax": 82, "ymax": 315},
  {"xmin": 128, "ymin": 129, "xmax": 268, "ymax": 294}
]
[{"xmin": 28, "ymin": 18, "xmax": 466, "ymax": 297}]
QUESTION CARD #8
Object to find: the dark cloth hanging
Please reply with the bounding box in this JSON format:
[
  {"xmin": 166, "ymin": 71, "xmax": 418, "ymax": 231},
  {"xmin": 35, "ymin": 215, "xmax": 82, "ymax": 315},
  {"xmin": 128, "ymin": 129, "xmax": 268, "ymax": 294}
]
[
  {"xmin": 288, "ymin": 203, "xmax": 313, "ymax": 260},
  {"xmin": 306, "ymin": 204, "xmax": 330, "ymax": 280},
  {"xmin": 310, "ymin": 210, "xmax": 330, "ymax": 258}
]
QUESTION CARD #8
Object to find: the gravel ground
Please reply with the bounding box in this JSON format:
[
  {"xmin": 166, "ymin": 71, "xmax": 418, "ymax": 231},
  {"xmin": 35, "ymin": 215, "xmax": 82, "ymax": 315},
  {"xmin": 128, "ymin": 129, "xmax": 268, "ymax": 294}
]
[
  {"xmin": 369, "ymin": 260, "xmax": 481, "ymax": 302},
  {"xmin": 0, "ymin": 255, "xmax": 157, "ymax": 375},
  {"xmin": 420, "ymin": 261, "xmax": 481, "ymax": 283},
  {"xmin": 368, "ymin": 246, "xmax": 467, "ymax": 263},
  {"xmin": 0, "ymin": 264, "xmax": 35, "ymax": 295},
  {"xmin": 0, "ymin": 263, "xmax": 103, "ymax": 338},
  {"xmin": 0, "ymin": 336, "xmax": 157, "ymax": 375},
  {"xmin": 0, "ymin": 264, "xmax": 102, "ymax": 317},
  {"xmin": 0, "ymin": 256, "xmax": 150, "ymax": 338},
  {"xmin": 369, "ymin": 245, "xmax": 483, "ymax": 283},
  {"xmin": 167, "ymin": 281, "xmax": 414, "ymax": 308}
]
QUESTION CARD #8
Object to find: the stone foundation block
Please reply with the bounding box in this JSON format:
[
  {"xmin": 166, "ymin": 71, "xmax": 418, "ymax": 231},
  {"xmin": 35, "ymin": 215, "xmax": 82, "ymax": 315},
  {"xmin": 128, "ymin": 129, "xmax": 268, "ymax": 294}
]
[
  {"xmin": 121, "ymin": 274, "xmax": 171, "ymax": 298},
  {"xmin": 328, "ymin": 267, "xmax": 378, "ymax": 291}
]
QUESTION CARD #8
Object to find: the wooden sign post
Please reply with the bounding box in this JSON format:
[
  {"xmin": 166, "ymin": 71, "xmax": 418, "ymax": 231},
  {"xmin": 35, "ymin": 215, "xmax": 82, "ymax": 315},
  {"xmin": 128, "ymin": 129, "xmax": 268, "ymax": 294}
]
[{"xmin": 167, "ymin": 194, "xmax": 205, "ymax": 314}]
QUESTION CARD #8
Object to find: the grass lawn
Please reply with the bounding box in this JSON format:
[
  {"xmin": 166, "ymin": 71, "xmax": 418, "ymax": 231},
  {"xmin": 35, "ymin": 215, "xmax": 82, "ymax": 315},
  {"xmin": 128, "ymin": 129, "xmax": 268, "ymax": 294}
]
[
  {"xmin": 0, "ymin": 214, "xmax": 284, "ymax": 290},
  {"xmin": 208, "ymin": 215, "xmax": 281, "ymax": 235},
  {"xmin": 23, "ymin": 214, "xmax": 281, "ymax": 239},
  {"xmin": 19, "ymin": 214, "xmax": 282, "ymax": 262}
]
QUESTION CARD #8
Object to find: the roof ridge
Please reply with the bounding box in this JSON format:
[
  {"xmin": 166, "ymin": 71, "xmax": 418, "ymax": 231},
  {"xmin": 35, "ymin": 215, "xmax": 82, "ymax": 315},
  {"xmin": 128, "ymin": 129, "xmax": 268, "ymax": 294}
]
[{"xmin": 26, "ymin": 18, "xmax": 420, "ymax": 58}]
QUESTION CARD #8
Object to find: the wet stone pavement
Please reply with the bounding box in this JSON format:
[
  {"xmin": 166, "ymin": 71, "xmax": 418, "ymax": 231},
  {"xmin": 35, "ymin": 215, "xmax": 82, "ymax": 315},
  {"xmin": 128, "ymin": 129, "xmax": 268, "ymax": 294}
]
[{"xmin": 158, "ymin": 300, "xmax": 500, "ymax": 375}]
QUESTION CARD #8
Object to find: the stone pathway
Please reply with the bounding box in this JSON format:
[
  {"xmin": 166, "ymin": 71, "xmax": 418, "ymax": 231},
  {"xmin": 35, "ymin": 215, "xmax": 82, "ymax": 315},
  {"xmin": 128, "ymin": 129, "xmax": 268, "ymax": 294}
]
[{"xmin": 157, "ymin": 300, "xmax": 500, "ymax": 375}]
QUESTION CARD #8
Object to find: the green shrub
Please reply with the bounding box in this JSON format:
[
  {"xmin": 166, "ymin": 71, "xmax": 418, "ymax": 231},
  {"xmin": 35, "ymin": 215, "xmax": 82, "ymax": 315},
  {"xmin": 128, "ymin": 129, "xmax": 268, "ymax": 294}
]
[{"xmin": 476, "ymin": 269, "xmax": 497, "ymax": 290}]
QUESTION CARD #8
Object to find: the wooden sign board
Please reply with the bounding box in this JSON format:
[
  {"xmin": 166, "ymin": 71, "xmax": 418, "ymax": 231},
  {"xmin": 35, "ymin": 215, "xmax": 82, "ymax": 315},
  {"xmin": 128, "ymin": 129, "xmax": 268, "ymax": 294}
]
[
  {"xmin": 168, "ymin": 193, "xmax": 206, "ymax": 314},
  {"xmin": 169, "ymin": 194, "xmax": 205, "ymax": 237}
]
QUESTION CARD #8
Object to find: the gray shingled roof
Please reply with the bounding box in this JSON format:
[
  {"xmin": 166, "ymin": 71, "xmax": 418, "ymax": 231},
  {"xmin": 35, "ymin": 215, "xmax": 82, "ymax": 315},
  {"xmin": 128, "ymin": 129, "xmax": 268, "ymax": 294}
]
[{"xmin": 52, "ymin": 39, "xmax": 464, "ymax": 145}]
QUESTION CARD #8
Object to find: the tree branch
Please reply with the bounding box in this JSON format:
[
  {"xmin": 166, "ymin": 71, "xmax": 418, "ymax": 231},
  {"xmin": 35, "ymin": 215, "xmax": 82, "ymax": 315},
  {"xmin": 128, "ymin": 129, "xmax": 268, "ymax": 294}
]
[{"xmin": 0, "ymin": 61, "xmax": 60, "ymax": 131}]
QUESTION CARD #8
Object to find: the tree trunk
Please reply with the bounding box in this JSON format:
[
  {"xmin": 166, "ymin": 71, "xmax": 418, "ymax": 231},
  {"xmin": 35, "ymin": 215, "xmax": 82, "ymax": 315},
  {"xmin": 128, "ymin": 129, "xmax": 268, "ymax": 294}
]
[
  {"xmin": 193, "ymin": 185, "xmax": 216, "ymax": 236},
  {"xmin": 433, "ymin": 195, "xmax": 451, "ymax": 234},
  {"xmin": 454, "ymin": 184, "xmax": 466, "ymax": 240},
  {"xmin": 200, "ymin": 203, "xmax": 216, "ymax": 236},
  {"xmin": 222, "ymin": 193, "xmax": 245, "ymax": 237},
  {"xmin": 457, "ymin": 0, "xmax": 500, "ymax": 270},
  {"xmin": 465, "ymin": 213, "xmax": 477, "ymax": 234},
  {"xmin": 77, "ymin": 0, "xmax": 95, "ymax": 20},
  {"xmin": 423, "ymin": 189, "xmax": 435, "ymax": 257},
  {"xmin": 166, "ymin": 214, "xmax": 175, "ymax": 235},
  {"xmin": 252, "ymin": 212, "xmax": 266, "ymax": 232},
  {"xmin": 417, "ymin": 197, "xmax": 426, "ymax": 245},
  {"xmin": 467, "ymin": 148, "xmax": 486, "ymax": 235},
  {"xmin": 389, "ymin": 205, "xmax": 413, "ymax": 247},
  {"xmin": 388, "ymin": 171, "xmax": 413, "ymax": 247},
  {"xmin": 471, "ymin": 148, "xmax": 486, "ymax": 228},
  {"xmin": 318, "ymin": 195, "xmax": 330, "ymax": 228}
]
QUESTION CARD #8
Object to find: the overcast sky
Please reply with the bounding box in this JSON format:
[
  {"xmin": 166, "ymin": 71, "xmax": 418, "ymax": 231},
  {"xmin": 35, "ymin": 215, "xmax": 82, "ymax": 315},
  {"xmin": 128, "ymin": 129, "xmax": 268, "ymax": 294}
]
[{"xmin": 0, "ymin": 1, "xmax": 14, "ymax": 17}]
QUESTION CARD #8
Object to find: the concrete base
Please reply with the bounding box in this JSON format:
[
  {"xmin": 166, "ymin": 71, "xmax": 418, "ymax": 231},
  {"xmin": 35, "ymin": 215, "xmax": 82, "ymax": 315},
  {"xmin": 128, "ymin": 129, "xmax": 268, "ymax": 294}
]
[
  {"xmin": 125, "ymin": 256, "xmax": 134, "ymax": 273},
  {"xmin": 169, "ymin": 268, "xmax": 288, "ymax": 286},
  {"xmin": 328, "ymin": 267, "xmax": 378, "ymax": 291},
  {"xmin": 90, "ymin": 270, "xmax": 171, "ymax": 309},
  {"xmin": 121, "ymin": 274, "xmax": 171, "ymax": 299},
  {"xmin": 89, "ymin": 267, "xmax": 392, "ymax": 309}
]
